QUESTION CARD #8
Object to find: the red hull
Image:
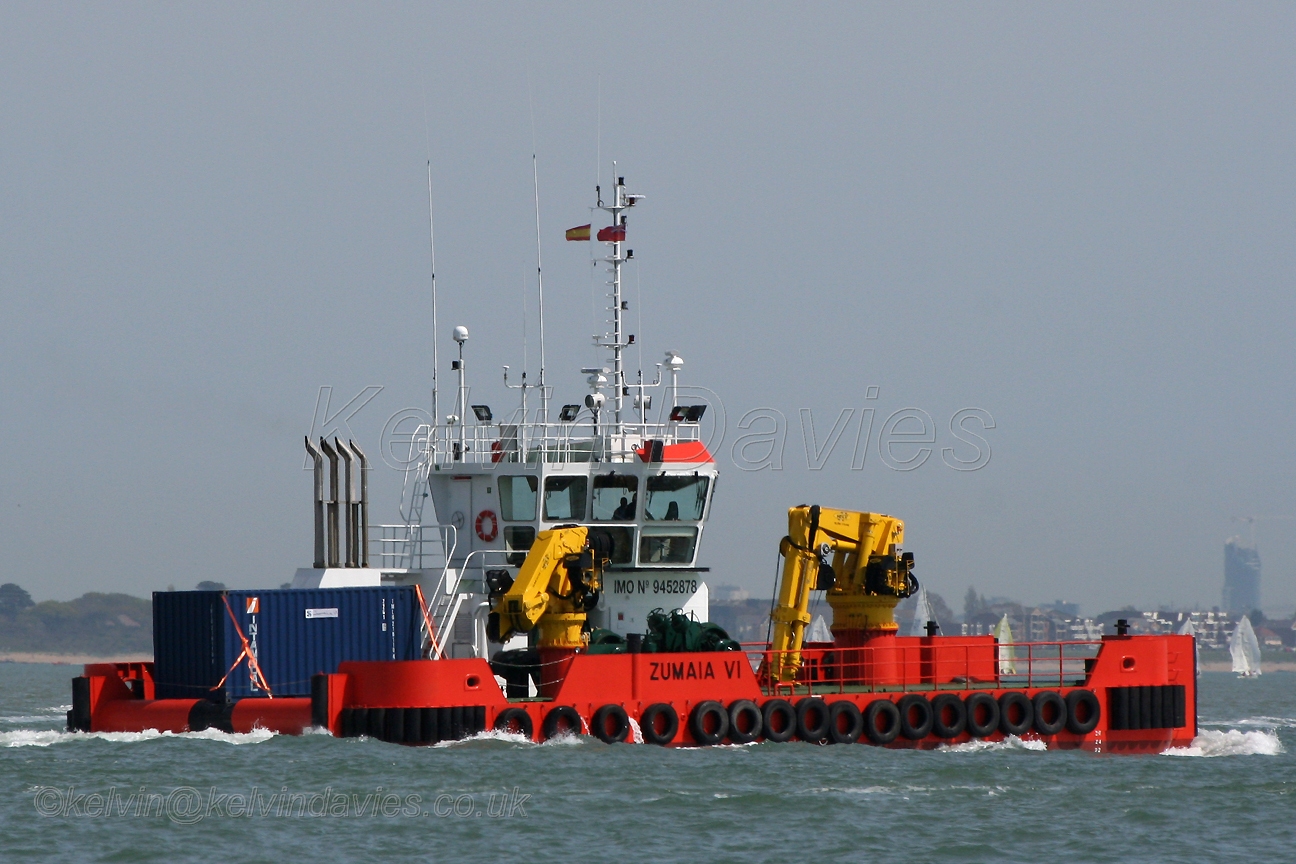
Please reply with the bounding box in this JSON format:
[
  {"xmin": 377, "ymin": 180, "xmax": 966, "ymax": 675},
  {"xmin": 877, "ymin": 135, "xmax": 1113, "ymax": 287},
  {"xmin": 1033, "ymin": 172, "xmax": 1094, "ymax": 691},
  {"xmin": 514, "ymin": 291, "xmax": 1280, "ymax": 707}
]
[{"xmin": 71, "ymin": 634, "xmax": 1196, "ymax": 754}]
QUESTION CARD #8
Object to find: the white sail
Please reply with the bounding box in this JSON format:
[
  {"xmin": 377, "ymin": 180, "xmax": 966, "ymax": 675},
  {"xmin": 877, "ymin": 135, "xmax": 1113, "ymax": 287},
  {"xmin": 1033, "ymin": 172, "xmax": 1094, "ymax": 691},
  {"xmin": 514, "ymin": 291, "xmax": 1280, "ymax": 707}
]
[
  {"xmin": 994, "ymin": 613, "xmax": 1016, "ymax": 675},
  {"xmin": 1228, "ymin": 615, "xmax": 1262, "ymax": 678},
  {"xmin": 806, "ymin": 614, "xmax": 833, "ymax": 643},
  {"xmin": 908, "ymin": 587, "xmax": 934, "ymax": 636},
  {"xmin": 1177, "ymin": 618, "xmax": 1200, "ymax": 677}
]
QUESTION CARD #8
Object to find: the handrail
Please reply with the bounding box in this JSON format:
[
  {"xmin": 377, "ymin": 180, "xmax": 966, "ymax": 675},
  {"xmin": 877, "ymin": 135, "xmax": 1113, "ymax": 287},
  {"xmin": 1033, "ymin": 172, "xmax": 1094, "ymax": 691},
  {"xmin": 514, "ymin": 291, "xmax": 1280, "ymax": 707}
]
[{"xmin": 745, "ymin": 639, "xmax": 1104, "ymax": 697}]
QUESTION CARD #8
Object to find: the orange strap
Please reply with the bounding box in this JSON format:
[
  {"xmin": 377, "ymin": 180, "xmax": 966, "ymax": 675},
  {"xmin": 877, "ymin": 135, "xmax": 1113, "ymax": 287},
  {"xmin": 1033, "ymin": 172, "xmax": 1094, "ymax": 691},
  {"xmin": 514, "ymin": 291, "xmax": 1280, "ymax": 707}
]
[
  {"xmin": 414, "ymin": 584, "xmax": 441, "ymax": 659},
  {"xmin": 211, "ymin": 595, "xmax": 274, "ymax": 698}
]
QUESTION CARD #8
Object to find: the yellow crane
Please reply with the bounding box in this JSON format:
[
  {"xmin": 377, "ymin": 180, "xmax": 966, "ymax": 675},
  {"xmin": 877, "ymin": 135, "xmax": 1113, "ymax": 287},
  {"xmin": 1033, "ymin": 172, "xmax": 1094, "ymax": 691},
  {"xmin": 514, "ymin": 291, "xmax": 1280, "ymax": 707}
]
[
  {"xmin": 485, "ymin": 526, "xmax": 610, "ymax": 649},
  {"xmin": 768, "ymin": 505, "xmax": 916, "ymax": 682}
]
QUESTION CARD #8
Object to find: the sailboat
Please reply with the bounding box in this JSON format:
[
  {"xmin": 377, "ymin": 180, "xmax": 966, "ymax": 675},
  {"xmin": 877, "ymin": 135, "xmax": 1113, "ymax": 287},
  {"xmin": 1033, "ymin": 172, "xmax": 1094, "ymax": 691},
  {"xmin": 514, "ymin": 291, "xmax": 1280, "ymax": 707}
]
[
  {"xmin": 908, "ymin": 587, "xmax": 934, "ymax": 636},
  {"xmin": 993, "ymin": 613, "xmax": 1016, "ymax": 675},
  {"xmin": 1177, "ymin": 618, "xmax": 1200, "ymax": 677},
  {"xmin": 1228, "ymin": 615, "xmax": 1262, "ymax": 678}
]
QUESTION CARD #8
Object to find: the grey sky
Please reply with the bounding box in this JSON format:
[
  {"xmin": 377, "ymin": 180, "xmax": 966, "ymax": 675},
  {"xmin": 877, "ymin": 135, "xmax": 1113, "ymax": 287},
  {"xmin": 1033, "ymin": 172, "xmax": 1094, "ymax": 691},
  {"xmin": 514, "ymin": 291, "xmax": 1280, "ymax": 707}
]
[{"xmin": 3, "ymin": 4, "xmax": 1294, "ymax": 615}]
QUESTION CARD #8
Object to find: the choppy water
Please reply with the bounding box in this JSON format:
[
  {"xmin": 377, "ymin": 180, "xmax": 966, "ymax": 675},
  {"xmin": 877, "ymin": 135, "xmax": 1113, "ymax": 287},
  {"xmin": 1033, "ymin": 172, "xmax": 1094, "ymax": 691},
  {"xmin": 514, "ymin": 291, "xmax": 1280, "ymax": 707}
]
[{"xmin": 1, "ymin": 663, "xmax": 1290, "ymax": 862}]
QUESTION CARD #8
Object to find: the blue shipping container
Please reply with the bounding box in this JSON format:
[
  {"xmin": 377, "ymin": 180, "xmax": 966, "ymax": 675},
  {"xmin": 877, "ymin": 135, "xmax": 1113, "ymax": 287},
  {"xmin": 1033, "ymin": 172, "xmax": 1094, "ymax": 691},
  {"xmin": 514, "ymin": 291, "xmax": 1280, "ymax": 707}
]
[{"xmin": 153, "ymin": 587, "xmax": 423, "ymax": 700}]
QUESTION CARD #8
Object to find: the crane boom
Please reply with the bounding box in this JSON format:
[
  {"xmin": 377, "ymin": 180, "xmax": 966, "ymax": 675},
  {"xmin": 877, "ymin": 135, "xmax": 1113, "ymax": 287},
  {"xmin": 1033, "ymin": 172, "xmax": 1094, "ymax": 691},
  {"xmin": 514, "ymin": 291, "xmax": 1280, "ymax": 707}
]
[
  {"xmin": 486, "ymin": 526, "xmax": 609, "ymax": 650},
  {"xmin": 768, "ymin": 505, "xmax": 915, "ymax": 682}
]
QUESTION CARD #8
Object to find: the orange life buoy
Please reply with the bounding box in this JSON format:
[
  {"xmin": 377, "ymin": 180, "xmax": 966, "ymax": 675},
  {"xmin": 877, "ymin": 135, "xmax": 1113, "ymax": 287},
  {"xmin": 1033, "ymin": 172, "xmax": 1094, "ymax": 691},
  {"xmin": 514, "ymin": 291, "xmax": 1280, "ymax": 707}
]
[{"xmin": 475, "ymin": 509, "xmax": 499, "ymax": 542}]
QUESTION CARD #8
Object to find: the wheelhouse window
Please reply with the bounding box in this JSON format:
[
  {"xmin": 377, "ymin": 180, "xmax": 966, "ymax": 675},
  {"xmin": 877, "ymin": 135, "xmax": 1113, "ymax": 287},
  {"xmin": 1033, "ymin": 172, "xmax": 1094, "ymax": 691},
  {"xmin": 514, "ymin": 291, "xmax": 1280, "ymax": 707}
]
[
  {"xmin": 543, "ymin": 476, "xmax": 588, "ymax": 521},
  {"xmin": 592, "ymin": 474, "xmax": 638, "ymax": 521},
  {"xmin": 499, "ymin": 475, "xmax": 538, "ymax": 522},
  {"xmin": 592, "ymin": 526, "xmax": 634, "ymax": 565},
  {"xmin": 639, "ymin": 525, "xmax": 698, "ymax": 565},
  {"xmin": 503, "ymin": 526, "xmax": 535, "ymax": 567},
  {"xmin": 643, "ymin": 475, "xmax": 709, "ymax": 521}
]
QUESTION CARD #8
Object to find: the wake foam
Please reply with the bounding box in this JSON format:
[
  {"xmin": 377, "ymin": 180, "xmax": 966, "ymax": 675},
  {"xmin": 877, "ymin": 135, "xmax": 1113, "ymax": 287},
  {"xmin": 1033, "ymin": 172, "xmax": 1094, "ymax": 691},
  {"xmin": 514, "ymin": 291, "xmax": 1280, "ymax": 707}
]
[
  {"xmin": 1, "ymin": 727, "xmax": 276, "ymax": 748},
  {"xmin": 1161, "ymin": 729, "xmax": 1283, "ymax": 757},
  {"xmin": 938, "ymin": 735, "xmax": 1047, "ymax": 753}
]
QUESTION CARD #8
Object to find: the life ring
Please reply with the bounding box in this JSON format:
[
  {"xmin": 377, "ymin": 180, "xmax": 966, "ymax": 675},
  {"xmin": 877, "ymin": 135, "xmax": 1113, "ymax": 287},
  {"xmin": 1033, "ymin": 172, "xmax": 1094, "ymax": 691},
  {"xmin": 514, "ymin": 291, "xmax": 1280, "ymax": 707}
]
[{"xmin": 475, "ymin": 509, "xmax": 499, "ymax": 542}]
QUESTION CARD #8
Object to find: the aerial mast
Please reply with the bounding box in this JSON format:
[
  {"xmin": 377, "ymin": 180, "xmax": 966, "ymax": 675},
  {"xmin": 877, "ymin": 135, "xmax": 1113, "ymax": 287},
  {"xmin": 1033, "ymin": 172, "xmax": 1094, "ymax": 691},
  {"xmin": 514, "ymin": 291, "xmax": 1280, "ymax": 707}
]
[{"xmin": 597, "ymin": 169, "xmax": 641, "ymax": 429}]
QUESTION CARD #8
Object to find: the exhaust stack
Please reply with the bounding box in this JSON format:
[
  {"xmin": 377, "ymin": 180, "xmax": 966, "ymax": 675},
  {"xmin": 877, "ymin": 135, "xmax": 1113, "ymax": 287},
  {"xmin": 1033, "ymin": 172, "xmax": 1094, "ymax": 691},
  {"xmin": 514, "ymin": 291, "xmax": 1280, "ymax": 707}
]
[
  {"xmin": 319, "ymin": 438, "xmax": 341, "ymax": 568},
  {"xmin": 304, "ymin": 437, "xmax": 326, "ymax": 568},
  {"xmin": 350, "ymin": 440, "xmax": 370, "ymax": 568}
]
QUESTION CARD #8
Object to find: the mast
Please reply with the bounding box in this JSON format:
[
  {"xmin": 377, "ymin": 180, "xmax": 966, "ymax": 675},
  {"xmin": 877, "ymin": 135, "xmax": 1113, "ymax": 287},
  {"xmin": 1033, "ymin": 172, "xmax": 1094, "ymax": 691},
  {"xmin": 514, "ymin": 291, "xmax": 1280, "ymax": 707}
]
[
  {"xmin": 532, "ymin": 155, "xmax": 549, "ymax": 425},
  {"xmin": 427, "ymin": 161, "xmax": 440, "ymax": 439},
  {"xmin": 597, "ymin": 170, "xmax": 640, "ymax": 429}
]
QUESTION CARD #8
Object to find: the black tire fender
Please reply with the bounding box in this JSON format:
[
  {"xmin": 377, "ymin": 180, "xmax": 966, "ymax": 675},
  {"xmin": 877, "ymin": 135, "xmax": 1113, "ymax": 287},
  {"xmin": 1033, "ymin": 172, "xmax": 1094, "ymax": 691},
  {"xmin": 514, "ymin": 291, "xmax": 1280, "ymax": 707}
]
[
  {"xmin": 964, "ymin": 692, "xmax": 999, "ymax": 737},
  {"xmin": 689, "ymin": 700, "xmax": 729, "ymax": 746},
  {"xmin": 541, "ymin": 705, "xmax": 583, "ymax": 741},
  {"xmin": 761, "ymin": 699, "xmax": 796, "ymax": 743},
  {"xmin": 795, "ymin": 697, "xmax": 831, "ymax": 743},
  {"xmin": 1065, "ymin": 689, "xmax": 1101, "ymax": 735},
  {"xmin": 591, "ymin": 704, "xmax": 630, "ymax": 744},
  {"xmin": 931, "ymin": 693, "xmax": 967, "ymax": 739},
  {"xmin": 493, "ymin": 706, "xmax": 534, "ymax": 740},
  {"xmin": 827, "ymin": 701, "xmax": 864, "ymax": 744},
  {"xmin": 639, "ymin": 703, "xmax": 679, "ymax": 746},
  {"xmin": 897, "ymin": 694, "xmax": 934, "ymax": 740},
  {"xmin": 1033, "ymin": 691, "xmax": 1067, "ymax": 736},
  {"xmin": 863, "ymin": 699, "xmax": 900, "ymax": 745},
  {"xmin": 998, "ymin": 691, "xmax": 1034, "ymax": 737},
  {"xmin": 727, "ymin": 700, "xmax": 763, "ymax": 744}
]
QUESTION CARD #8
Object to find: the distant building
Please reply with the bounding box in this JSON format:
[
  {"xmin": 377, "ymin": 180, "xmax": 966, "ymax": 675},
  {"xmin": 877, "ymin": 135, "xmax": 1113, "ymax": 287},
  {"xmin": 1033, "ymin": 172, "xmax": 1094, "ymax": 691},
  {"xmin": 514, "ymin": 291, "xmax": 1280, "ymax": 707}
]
[{"xmin": 1223, "ymin": 537, "xmax": 1261, "ymax": 614}]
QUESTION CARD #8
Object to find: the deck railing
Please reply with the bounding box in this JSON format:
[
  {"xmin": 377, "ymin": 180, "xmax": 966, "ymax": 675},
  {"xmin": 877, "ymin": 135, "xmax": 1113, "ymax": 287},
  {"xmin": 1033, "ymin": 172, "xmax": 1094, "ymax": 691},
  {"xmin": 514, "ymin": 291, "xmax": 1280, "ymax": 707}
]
[{"xmin": 744, "ymin": 640, "xmax": 1104, "ymax": 697}]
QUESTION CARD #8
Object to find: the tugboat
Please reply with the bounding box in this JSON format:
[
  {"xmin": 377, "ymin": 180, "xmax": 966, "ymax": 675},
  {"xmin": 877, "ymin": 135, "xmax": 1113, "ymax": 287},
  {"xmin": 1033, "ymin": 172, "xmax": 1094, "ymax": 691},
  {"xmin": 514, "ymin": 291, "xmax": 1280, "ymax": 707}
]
[{"xmin": 70, "ymin": 174, "xmax": 1197, "ymax": 753}]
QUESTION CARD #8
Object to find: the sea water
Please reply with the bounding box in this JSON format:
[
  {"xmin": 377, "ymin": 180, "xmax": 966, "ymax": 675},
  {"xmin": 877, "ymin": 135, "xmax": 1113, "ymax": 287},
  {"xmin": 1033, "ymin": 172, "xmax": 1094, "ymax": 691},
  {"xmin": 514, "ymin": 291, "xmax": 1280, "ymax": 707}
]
[{"xmin": 0, "ymin": 663, "xmax": 1290, "ymax": 863}]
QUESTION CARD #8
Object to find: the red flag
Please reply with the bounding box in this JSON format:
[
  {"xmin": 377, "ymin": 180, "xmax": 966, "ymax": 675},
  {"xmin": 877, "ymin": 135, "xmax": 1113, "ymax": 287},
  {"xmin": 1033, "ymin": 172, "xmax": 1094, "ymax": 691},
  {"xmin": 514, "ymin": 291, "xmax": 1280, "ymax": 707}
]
[{"xmin": 597, "ymin": 225, "xmax": 626, "ymax": 242}]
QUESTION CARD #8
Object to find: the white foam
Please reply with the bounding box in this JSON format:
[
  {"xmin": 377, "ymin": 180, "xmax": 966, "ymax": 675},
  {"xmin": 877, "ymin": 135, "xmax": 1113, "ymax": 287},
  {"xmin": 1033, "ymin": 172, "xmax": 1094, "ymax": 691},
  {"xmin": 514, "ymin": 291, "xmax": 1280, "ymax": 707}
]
[
  {"xmin": 1161, "ymin": 729, "xmax": 1283, "ymax": 757},
  {"xmin": 1, "ymin": 727, "xmax": 275, "ymax": 748},
  {"xmin": 938, "ymin": 735, "xmax": 1047, "ymax": 753},
  {"xmin": 627, "ymin": 717, "xmax": 644, "ymax": 744},
  {"xmin": 430, "ymin": 728, "xmax": 537, "ymax": 747}
]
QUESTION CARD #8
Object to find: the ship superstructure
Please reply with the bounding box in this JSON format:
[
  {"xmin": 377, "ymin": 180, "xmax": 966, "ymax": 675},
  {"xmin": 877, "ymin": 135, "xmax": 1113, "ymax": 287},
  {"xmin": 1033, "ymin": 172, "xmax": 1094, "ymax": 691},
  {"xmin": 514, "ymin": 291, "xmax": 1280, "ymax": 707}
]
[{"xmin": 292, "ymin": 175, "xmax": 717, "ymax": 662}]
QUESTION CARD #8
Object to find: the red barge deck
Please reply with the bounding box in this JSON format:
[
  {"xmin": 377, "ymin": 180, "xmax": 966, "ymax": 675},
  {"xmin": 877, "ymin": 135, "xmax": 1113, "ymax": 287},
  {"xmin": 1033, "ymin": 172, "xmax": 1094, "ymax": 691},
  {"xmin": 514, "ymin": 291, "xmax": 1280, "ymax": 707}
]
[{"xmin": 71, "ymin": 628, "xmax": 1195, "ymax": 754}]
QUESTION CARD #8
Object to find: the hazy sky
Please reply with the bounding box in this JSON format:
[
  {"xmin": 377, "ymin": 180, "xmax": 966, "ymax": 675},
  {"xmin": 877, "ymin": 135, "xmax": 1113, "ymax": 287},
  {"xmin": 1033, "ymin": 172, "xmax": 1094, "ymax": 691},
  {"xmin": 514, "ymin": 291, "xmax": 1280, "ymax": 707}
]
[{"xmin": 3, "ymin": 4, "xmax": 1295, "ymax": 615}]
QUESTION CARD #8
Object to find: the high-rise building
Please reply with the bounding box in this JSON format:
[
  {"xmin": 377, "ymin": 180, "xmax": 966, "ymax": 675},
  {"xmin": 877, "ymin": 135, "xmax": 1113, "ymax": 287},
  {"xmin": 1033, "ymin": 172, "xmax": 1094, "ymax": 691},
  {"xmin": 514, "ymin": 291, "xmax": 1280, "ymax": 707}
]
[{"xmin": 1223, "ymin": 537, "xmax": 1261, "ymax": 614}]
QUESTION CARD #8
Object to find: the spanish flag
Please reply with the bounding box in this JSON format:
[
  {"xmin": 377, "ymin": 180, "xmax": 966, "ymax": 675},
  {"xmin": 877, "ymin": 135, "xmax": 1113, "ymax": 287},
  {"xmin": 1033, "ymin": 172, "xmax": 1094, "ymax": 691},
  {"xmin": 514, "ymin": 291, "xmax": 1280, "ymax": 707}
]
[{"xmin": 565, "ymin": 224, "xmax": 591, "ymax": 242}]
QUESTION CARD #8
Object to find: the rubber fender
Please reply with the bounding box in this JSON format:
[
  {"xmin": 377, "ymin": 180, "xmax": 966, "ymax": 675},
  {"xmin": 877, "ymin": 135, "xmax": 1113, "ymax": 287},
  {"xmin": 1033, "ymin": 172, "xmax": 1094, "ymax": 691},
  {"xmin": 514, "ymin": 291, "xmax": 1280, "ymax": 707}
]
[
  {"xmin": 1033, "ymin": 691, "xmax": 1067, "ymax": 736},
  {"xmin": 383, "ymin": 707, "xmax": 405, "ymax": 743},
  {"xmin": 897, "ymin": 694, "xmax": 934, "ymax": 740},
  {"xmin": 1065, "ymin": 689, "xmax": 1101, "ymax": 735},
  {"xmin": 541, "ymin": 705, "xmax": 583, "ymax": 741},
  {"xmin": 863, "ymin": 699, "xmax": 900, "ymax": 745},
  {"xmin": 795, "ymin": 697, "xmax": 830, "ymax": 743},
  {"xmin": 727, "ymin": 700, "xmax": 763, "ymax": 744},
  {"xmin": 689, "ymin": 701, "xmax": 729, "ymax": 746},
  {"xmin": 827, "ymin": 701, "xmax": 863, "ymax": 744},
  {"xmin": 998, "ymin": 692, "xmax": 1033, "ymax": 737},
  {"xmin": 761, "ymin": 699, "xmax": 796, "ymax": 743},
  {"xmin": 494, "ymin": 707, "xmax": 534, "ymax": 740},
  {"xmin": 419, "ymin": 707, "xmax": 438, "ymax": 744},
  {"xmin": 930, "ymin": 693, "xmax": 967, "ymax": 739},
  {"xmin": 367, "ymin": 708, "xmax": 386, "ymax": 740},
  {"xmin": 964, "ymin": 692, "xmax": 999, "ymax": 738},
  {"xmin": 591, "ymin": 704, "xmax": 631, "ymax": 744},
  {"xmin": 640, "ymin": 703, "xmax": 679, "ymax": 746}
]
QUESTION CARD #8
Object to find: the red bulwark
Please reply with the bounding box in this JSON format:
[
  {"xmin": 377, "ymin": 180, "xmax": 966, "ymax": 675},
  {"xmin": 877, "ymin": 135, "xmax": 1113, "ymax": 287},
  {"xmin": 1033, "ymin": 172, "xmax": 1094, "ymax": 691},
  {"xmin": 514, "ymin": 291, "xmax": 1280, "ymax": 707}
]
[{"xmin": 635, "ymin": 442, "xmax": 715, "ymax": 463}]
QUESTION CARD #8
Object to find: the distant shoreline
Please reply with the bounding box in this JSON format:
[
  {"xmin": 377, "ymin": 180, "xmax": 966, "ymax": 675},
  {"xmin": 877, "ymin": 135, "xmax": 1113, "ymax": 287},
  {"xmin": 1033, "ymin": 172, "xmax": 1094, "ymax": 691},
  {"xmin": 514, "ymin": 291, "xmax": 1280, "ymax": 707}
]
[{"xmin": 0, "ymin": 652, "xmax": 151, "ymax": 666}]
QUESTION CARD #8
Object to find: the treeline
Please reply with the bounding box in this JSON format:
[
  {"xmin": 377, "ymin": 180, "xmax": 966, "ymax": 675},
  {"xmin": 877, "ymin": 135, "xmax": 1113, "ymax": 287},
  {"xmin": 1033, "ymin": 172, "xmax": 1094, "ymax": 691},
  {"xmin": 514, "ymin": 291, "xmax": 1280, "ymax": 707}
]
[{"xmin": 0, "ymin": 584, "xmax": 151, "ymax": 656}]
